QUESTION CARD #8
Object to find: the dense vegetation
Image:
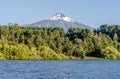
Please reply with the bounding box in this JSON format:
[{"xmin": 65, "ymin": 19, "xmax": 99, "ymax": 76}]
[{"xmin": 0, "ymin": 24, "xmax": 120, "ymax": 60}]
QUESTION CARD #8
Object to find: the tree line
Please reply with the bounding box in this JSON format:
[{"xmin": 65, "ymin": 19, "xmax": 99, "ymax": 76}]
[{"xmin": 0, "ymin": 24, "xmax": 120, "ymax": 60}]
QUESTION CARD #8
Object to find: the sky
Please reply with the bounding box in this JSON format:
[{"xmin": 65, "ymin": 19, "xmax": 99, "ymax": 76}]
[{"xmin": 0, "ymin": 0, "xmax": 120, "ymax": 28}]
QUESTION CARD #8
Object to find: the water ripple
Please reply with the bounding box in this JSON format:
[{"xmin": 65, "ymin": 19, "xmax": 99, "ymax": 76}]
[{"xmin": 0, "ymin": 60, "xmax": 120, "ymax": 79}]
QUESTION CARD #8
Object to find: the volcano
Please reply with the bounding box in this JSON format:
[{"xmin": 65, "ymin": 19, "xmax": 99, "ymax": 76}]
[{"xmin": 26, "ymin": 13, "xmax": 92, "ymax": 31}]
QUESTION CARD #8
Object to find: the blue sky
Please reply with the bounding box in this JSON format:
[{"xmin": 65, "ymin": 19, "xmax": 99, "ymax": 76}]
[{"xmin": 0, "ymin": 0, "xmax": 120, "ymax": 28}]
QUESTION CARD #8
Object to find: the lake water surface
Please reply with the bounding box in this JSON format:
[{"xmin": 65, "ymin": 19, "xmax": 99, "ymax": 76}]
[{"xmin": 0, "ymin": 60, "xmax": 120, "ymax": 79}]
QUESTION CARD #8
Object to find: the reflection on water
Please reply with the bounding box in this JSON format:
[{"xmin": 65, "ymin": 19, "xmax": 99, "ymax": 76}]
[{"xmin": 0, "ymin": 60, "xmax": 120, "ymax": 79}]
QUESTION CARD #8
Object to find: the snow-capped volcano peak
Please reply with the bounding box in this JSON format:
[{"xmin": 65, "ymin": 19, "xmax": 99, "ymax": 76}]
[{"xmin": 48, "ymin": 13, "xmax": 74, "ymax": 22}]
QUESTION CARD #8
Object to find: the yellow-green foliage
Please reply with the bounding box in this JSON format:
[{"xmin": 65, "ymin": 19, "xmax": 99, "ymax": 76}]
[
  {"xmin": 58, "ymin": 54, "xmax": 69, "ymax": 60},
  {"xmin": 0, "ymin": 52, "xmax": 5, "ymax": 59},
  {"xmin": 2, "ymin": 44, "xmax": 43, "ymax": 60},
  {"xmin": 37, "ymin": 46, "xmax": 69, "ymax": 60},
  {"xmin": 101, "ymin": 46, "xmax": 120, "ymax": 59},
  {"xmin": 4, "ymin": 44, "xmax": 29, "ymax": 59},
  {"xmin": 29, "ymin": 47, "xmax": 42, "ymax": 60},
  {"xmin": 0, "ymin": 44, "xmax": 2, "ymax": 48},
  {"xmin": 0, "ymin": 44, "xmax": 70, "ymax": 60}
]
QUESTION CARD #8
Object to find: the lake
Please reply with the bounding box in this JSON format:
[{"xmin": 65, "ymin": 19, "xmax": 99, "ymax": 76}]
[{"xmin": 0, "ymin": 60, "xmax": 120, "ymax": 79}]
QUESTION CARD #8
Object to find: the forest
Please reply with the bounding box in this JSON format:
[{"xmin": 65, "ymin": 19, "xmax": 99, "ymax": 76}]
[{"xmin": 0, "ymin": 24, "xmax": 120, "ymax": 60}]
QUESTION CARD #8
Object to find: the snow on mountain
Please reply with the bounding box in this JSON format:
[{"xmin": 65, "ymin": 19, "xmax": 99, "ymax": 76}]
[{"xmin": 48, "ymin": 13, "xmax": 74, "ymax": 22}]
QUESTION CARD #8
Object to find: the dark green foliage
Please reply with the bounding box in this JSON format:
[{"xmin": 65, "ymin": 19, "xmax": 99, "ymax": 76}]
[{"xmin": 97, "ymin": 24, "xmax": 120, "ymax": 42}]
